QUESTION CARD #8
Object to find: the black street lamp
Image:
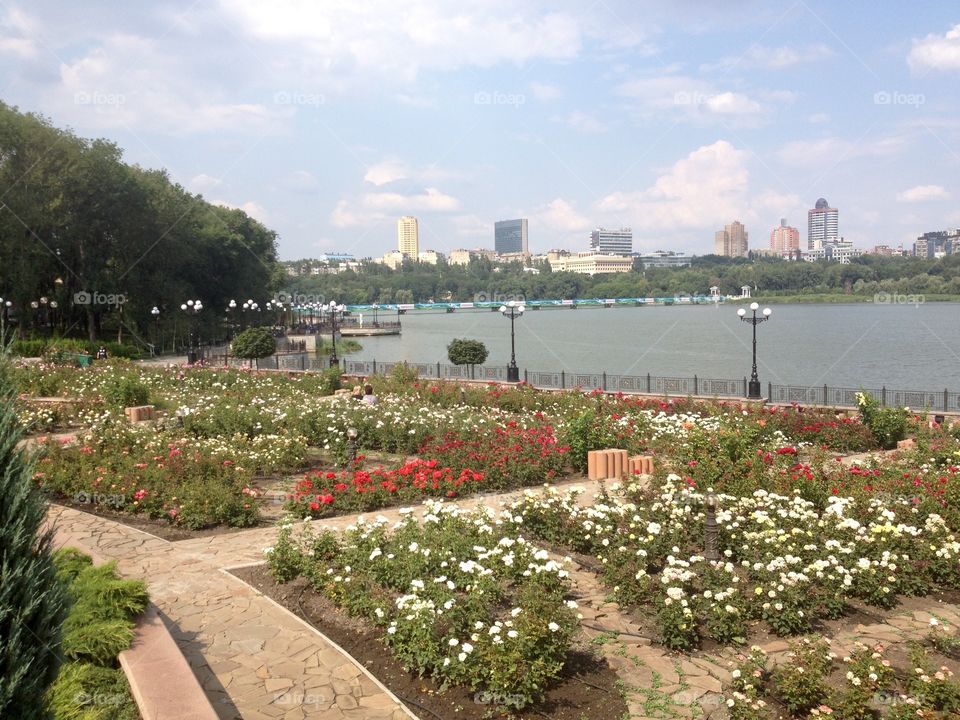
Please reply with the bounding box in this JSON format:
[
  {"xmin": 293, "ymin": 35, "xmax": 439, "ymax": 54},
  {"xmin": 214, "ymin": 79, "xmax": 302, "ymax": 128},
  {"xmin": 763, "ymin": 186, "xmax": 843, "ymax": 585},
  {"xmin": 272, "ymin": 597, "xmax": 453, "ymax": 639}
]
[
  {"xmin": 737, "ymin": 301, "xmax": 771, "ymax": 400},
  {"xmin": 499, "ymin": 300, "xmax": 525, "ymax": 383},
  {"xmin": 180, "ymin": 299, "xmax": 203, "ymax": 363},
  {"xmin": 0, "ymin": 297, "xmax": 11, "ymax": 334},
  {"xmin": 326, "ymin": 300, "xmax": 345, "ymax": 368},
  {"xmin": 372, "ymin": 302, "xmax": 379, "ymax": 328}
]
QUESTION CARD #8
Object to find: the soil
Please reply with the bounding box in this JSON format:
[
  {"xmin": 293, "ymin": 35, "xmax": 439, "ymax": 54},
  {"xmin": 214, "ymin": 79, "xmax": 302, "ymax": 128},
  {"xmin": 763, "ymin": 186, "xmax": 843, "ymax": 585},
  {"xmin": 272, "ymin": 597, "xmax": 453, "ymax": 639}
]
[{"xmin": 231, "ymin": 564, "xmax": 629, "ymax": 720}]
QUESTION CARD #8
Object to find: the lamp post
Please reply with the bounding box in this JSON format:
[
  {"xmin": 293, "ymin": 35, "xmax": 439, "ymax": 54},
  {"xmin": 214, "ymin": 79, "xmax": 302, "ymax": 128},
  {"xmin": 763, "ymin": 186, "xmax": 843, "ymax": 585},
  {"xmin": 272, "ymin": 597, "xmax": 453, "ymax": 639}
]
[
  {"xmin": 242, "ymin": 299, "xmax": 259, "ymax": 329},
  {"xmin": 226, "ymin": 299, "xmax": 237, "ymax": 339},
  {"xmin": 704, "ymin": 491, "xmax": 719, "ymax": 562},
  {"xmin": 346, "ymin": 427, "xmax": 358, "ymax": 466},
  {"xmin": 326, "ymin": 300, "xmax": 345, "ymax": 368},
  {"xmin": 0, "ymin": 297, "xmax": 10, "ymax": 335},
  {"xmin": 372, "ymin": 302, "xmax": 379, "ymax": 328},
  {"xmin": 151, "ymin": 306, "xmax": 160, "ymax": 355},
  {"xmin": 180, "ymin": 299, "xmax": 203, "ymax": 363},
  {"xmin": 499, "ymin": 300, "xmax": 525, "ymax": 383},
  {"xmin": 737, "ymin": 301, "xmax": 771, "ymax": 400}
]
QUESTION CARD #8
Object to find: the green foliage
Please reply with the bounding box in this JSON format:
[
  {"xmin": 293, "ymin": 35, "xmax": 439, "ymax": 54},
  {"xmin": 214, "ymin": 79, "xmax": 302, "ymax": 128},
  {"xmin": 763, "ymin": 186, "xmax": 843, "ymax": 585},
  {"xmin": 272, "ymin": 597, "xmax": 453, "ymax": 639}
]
[
  {"xmin": 231, "ymin": 327, "xmax": 277, "ymax": 360},
  {"xmin": 46, "ymin": 550, "xmax": 145, "ymax": 720},
  {"xmin": 446, "ymin": 338, "xmax": 489, "ymax": 366},
  {"xmin": 0, "ymin": 347, "xmax": 71, "ymax": 719},
  {"xmin": 11, "ymin": 339, "xmax": 141, "ymax": 361},
  {"xmin": 100, "ymin": 374, "xmax": 150, "ymax": 410},
  {"xmin": 856, "ymin": 391, "xmax": 909, "ymax": 449}
]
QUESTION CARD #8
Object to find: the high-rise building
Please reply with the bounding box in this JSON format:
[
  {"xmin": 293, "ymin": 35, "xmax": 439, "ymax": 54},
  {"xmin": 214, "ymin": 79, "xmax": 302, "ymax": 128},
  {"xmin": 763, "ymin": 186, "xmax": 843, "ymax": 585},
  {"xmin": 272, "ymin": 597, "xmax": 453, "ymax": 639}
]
[
  {"xmin": 807, "ymin": 198, "xmax": 838, "ymax": 250},
  {"xmin": 589, "ymin": 227, "xmax": 632, "ymax": 254},
  {"xmin": 397, "ymin": 216, "xmax": 419, "ymax": 257},
  {"xmin": 770, "ymin": 218, "xmax": 800, "ymax": 255},
  {"xmin": 714, "ymin": 220, "xmax": 749, "ymax": 257},
  {"xmin": 494, "ymin": 219, "xmax": 529, "ymax": 254}
]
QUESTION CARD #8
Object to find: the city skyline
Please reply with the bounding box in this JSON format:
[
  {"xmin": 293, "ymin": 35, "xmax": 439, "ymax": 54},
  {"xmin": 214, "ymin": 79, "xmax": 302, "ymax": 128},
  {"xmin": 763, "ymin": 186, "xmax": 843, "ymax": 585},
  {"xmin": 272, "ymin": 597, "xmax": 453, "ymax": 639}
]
[{"xmin": 2, "ymin": 2, "xmax": 958, "ymax": 260}]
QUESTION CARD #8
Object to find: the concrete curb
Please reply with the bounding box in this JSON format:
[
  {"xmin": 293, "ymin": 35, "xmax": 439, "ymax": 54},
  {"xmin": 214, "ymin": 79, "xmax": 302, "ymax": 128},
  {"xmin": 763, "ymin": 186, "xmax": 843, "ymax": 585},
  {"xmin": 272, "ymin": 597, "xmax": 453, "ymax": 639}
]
[{"xmin": 119, "ymin": 603, "xmax": 219, "ymax": 720}]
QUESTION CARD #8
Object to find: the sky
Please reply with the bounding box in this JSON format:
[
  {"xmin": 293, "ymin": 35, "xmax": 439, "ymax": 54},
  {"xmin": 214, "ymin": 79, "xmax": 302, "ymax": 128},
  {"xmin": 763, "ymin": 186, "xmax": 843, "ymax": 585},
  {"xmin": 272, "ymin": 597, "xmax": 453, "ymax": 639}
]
[{"xmin": 2, "ymin": 1, "xmax": 959, "ymax": 261}]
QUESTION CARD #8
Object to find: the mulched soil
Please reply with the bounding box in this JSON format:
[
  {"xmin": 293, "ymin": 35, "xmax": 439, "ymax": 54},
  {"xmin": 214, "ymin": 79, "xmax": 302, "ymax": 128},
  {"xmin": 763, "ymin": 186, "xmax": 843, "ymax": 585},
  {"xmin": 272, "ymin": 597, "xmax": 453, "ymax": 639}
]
[{"xmin": 231, "ymin": 564, "xmax": 629, "ymax": 720}]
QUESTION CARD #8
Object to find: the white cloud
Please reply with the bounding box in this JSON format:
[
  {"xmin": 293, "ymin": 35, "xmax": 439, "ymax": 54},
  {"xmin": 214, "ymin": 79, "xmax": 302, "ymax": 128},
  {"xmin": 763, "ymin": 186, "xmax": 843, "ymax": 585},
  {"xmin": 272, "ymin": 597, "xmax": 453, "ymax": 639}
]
[
  {"xmin": 451, "ymin": 214, "xmax": 491, "ymax": 238},
  {"xmin": 530, "ymin": 81, "xmax": 563, "ymax": 100},
  {"xmin": 897, "ymin": 184, "xmax": 949, "ymax": 202},
  {"xmin": 776, "ymin": 135, "xmax": 906, "ymax": 168},
  {"xmin": 595, "ymin": 140, "xmax": 799, "ymax": 234},
  {"xmin": 219, "ymin": 0, "xmax": 582, "ymax": 78},
  {"xmin": 808, "ymin": 112, "xmax": 830, "ymax": 124},
  {"xmin": 908, "ymin": 24, "xmax": 960, "ymax": 71},
  {"xmin": 703, "ymin": 43, "xmax": 834, "ymax": 72},
  {"xmin": 285, "ymin": 170, "xmax": 319, "ymax": 191},
  {"xmin": 214, "ymin": 199, "xmax": 268, "ymax": 222},
  {"xmin": 331, "ymin": 187, "xmax": 461, "ymax": 227},
  {"xmin": 532, "ymin": 198, "xmax": 590, "ymax": 234},
  {"xmin": 616, "ymin": 74, "xmax": 768, "ymax": 124},
  {"xmin": 362, "ymin": 187, "xmax": 460, "ymax": 212},
  {"xmin": 364, "ymin": 159, "xmax": 408, "ymax": 186},
  {"xmin": 51, "ymin": 34, "xmax": 279, "ymax": 134},
  {"xmin": 562, "ymin": 111, "xmax": 607, "ymax": 133},
  {"xmin": 189, "ymin": 173, "xmax": 221, "ymax": 192},
  {"xmin": 0, "ymin": 7, "xmax": 38, "ymax": 58}
]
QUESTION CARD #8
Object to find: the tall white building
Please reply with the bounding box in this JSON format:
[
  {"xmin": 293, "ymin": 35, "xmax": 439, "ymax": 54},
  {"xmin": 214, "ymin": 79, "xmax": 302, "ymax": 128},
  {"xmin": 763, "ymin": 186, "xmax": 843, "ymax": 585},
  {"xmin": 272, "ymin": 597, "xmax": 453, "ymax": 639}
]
[
  {"xmin": 714, "ymin": 220, "xmax": 749, "ymax": 258},
  {"xmin": 397, "ymin": 216, "xmax": 419, "ymax": 257},
  {"xmin": 589, "ymin": 227, "xmax": 632, "ymax": 255},
  {"xmin": 807, "ymin": 198, "xmax": 838, "ymax": 250}
]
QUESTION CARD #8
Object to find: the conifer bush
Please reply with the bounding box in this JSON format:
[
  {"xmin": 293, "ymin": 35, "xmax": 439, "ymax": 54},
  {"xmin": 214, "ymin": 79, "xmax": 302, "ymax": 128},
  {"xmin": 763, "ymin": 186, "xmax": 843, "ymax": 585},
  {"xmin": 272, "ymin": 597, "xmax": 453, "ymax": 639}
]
[{"xmin": 0, "ymin": 344, "xmax": 71, "ymax": 718}]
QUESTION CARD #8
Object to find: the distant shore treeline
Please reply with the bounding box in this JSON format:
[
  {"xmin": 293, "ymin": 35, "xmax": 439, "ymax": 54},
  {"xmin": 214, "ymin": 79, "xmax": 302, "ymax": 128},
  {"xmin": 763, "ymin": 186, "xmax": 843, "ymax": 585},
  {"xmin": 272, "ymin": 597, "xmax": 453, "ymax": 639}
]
[
  {"xmin": 0, "ymin": 103, "xmax": 281, "ymax": 342},
  {"xmin": 287, "ymin": 254, "xmax": 960, "ymax": 305}
]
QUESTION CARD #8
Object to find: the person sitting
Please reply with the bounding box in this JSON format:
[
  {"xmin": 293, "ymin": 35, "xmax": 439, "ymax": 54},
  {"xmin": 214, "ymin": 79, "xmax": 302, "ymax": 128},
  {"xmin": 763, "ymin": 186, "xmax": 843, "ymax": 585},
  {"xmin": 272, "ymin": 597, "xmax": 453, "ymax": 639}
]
[
  {"xmin": 96, "ymin": 346, "xmax": 108, "ymax": 360},
  {"xmin": 351, "ymin": 385, "xmax": 363, "ymax": 400},
  {"xmin": 362, "ymin": 384, "xmax": 378, "ymax": 405}
]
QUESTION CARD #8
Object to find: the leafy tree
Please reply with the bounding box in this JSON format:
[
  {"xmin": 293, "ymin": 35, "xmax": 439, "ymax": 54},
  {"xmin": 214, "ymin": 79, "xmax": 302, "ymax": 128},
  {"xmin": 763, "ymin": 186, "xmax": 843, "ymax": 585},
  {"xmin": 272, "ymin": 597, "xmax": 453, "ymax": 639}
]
[
  {"xmin": 0, "ymin": 345, "xmax": 71, "ymax": 717},
  {"xmin": 231, "ymin": 327, "xmax": 276, "ymax": 362},
  {"xmin": 447, "ymin": 338, "xmax": 489, "ymax": 366}
]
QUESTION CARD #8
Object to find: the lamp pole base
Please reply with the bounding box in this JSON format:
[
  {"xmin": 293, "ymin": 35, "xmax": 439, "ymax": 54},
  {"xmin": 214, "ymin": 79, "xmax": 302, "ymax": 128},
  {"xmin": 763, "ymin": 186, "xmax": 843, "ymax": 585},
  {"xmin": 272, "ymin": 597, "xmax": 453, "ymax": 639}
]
[
  {"xmin": 747, "ymin": 379, "xmax": 762, "ymax": 400},
  {"xmin": 329, "ymin": 356, "xmax": 339, "ymax": 369},
  {"xmin": 506, "ymin": 365, "xmax": 520, "ymax": 383}
]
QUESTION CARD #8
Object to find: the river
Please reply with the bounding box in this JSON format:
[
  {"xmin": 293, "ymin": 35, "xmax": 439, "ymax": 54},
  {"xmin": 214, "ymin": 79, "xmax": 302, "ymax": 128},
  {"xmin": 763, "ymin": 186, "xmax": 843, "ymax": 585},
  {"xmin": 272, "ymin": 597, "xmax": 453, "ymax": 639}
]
[{"xmin": 349, "ymin": 302, "xmax": 960, "ymax": 392}]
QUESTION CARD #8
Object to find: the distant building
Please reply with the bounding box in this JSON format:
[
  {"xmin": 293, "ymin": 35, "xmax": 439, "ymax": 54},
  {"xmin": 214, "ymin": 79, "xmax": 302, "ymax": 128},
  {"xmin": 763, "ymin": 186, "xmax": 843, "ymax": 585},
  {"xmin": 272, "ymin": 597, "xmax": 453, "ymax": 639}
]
[
  {"xmin": 770, "ymin": 219, "xmax": 800, "ymax": 255},
  {"xmin": 803, "ymin": 240, "xmax": 861, "ymax": 264},
  {"xmin": 589, "ymin": 227, "xmax": 633, "ymax": 255},
  {"xmin": 868, "ymin": 245, "xmax": 909, "ymax": 257},
  {"xmin": 549, "ymin": 252, "xmax": 632, "ymax": 275},
  {"xmin": 448, "ymin": 249, "xmax": 473, "ymax": 266},
  {"xmin": 914, "ymin": 230, "xmax": 960, "ymax": 258},
  {"xmin": 807, "ymin": 198, "xmax": 839, "ymax": 250},
  {"xmin": 638, "ymin": 250, "xmax": 691, "ymax": 268},
  {"xmin": 494, "ymin": 219, "xmax": 529, "ymax": 255},
  {"xmin": 417, "ymin": 250, "xmax": 443, "ymax": 265},
  {"xmin": 377, "ymin": 251, "xmax": 406, "ymax": 270},
  {"xmin": 715, "ymin": 221, "xmax": 749, "ymax": 258},
  {"xmin": 397, "ymin": 216, "xmax": 419, "ymax": 257}
]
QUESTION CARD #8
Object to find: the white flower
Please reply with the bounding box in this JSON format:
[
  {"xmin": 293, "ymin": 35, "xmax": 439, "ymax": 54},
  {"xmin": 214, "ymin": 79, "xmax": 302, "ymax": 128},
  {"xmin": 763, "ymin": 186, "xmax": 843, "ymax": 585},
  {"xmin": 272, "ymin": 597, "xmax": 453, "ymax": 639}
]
[
  {"xmin": 548, "ymin": 622, "xmax": 560, "ymax": 632},
  {"xmin": 449, "ymin": 638, "xmax": 459, "ymax": 646}
]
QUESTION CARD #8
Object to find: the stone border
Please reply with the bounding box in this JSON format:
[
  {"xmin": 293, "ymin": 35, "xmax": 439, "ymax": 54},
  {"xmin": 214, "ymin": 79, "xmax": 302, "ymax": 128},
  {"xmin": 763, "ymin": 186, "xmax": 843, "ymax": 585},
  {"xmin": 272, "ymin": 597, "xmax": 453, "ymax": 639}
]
[
  {"xmin": 119, "ymin": 603, "xmax": 219, "ymax": 720},
  {"xmin": 219, "ymin": 562, "xmax": 419, "ymax": 720}
]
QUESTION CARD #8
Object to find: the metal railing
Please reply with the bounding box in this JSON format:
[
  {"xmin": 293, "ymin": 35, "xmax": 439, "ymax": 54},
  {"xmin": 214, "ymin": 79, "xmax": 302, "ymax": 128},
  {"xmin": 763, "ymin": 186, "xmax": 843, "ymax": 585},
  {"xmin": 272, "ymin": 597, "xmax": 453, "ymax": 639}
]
[{"xmin": 340, "ymin": 358, "xmax": 960, "ymax": 412}]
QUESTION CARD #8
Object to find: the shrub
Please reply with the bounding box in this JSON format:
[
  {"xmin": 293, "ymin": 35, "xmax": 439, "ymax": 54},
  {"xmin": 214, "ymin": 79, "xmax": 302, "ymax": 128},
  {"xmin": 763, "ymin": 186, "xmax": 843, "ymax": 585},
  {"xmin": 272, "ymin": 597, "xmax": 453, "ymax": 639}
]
[
  {"xmin": 0, "ymin": 349, "xmax": 71, "ymax": 719},
  {"xmin": 100, "ymin": 374, "xmax": 150, "ymax": 409},
  {"xmin": 856, "ymin": 391, "xmax": 908, "ymax": 449},
  {"xmin": 231, "ymin": 327, "xmax": 276, "ymax": 361},
  {"xmin": 447, "ymin": 338, "xmax": 489, "ymax": 367}
]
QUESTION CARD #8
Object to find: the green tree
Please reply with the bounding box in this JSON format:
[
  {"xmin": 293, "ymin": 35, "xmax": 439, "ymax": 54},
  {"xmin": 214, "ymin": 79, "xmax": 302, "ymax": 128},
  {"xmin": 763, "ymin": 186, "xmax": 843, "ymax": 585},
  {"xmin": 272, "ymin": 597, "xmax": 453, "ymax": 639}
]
[
  {"xmin": 0, "ymin": 345, "xmax": 71, "ymax": 717},
  {"xmin": 231, "ymin": 327, "xmax": 276, "ymax": 367},
  {"xmin": 447, "ymin": 338, "xmax": 489, "ymax": 366}
]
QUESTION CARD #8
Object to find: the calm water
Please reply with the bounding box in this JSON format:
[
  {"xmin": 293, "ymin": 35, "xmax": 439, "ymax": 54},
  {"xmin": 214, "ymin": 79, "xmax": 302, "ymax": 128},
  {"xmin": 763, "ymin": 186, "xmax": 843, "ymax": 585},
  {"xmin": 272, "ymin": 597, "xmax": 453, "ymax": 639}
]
[{"xmin": 350, "ymin": 303, "xmax": 960, "ymax": 391}]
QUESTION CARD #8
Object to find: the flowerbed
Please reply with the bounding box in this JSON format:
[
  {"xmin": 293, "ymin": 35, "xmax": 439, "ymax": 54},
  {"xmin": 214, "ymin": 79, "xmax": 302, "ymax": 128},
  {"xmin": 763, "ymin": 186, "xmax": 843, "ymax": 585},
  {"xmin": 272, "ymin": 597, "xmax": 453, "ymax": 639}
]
[
  {"xmin": 266, "ymin": 501, "xmax": 581, "ymax": 708},
  {"xmin": 508, "ymin": 476, "xmax": 960, "ymax": 650}
]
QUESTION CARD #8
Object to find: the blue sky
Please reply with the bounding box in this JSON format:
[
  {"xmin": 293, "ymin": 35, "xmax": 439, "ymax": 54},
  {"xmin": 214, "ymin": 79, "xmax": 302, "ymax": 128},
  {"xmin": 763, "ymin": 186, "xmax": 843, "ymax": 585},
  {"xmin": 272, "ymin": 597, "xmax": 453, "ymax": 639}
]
[{"xmin": 2, "ymin": 0, "xmax": 959, "ymax": 260}]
